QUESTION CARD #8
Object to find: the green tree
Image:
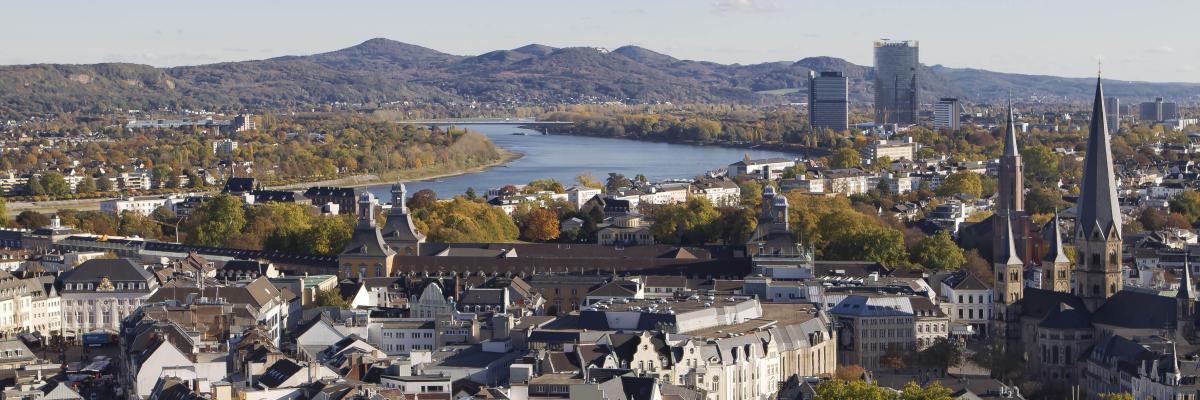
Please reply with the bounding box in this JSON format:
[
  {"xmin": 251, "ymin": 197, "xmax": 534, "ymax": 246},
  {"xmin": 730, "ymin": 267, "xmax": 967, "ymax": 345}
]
[
  {"xmin": 117, "ymin": 211, "xmax": 162, "ymax": 239},
  {"xmin": 937, "ymin": 172, "xmax": 982, "ymax": 198},
  {"xmin": 606, "ymin": 173, "xmax": 632, "ymax": 192},
  {"xmin": 188, "ymin": 194, "xmax": 247, "ymax": 247},
  {"xmin": 301, "ymin": 216, "xmax": 353, "ymax": 255},
  {"xmin": 96, "ymin": 176, "xmax": 114, "ymax": 192},
  {"xmin": 26, "ymin": 178, "xmax": 45, "ymax": 196},
  {"xmin": 40, "ymin": 173, "xmax": 70, "ymax": 196},
  {"xmin": 313, "ymin": 288, "xmax": 350, "ymax": 308},
  {"xmin": 412, "ymin": 196, "xmax": 519, "ymax": 243},
  {"xmin": 911, "ymin": 231, "xmax": 966, "ymax": 270},
  {"xmin": 1169, "ymin": 190, "xmax": 1200, "ymax": 222},
  {"xmin": 1023, "ymin": 145, "xmax": 1060, "ymax": 186},
  {"xmin": 650, "ymin": 198, "xmax": 721, "ymax": 244},
  {"xmin": 896, "ymin": 382, "xmax": 953, "ymax": 400},
  {"xmin": 76, "ymin": 177, "xmax": 97, "ymax": 194},
  {"xmin": 831, "ymin": 148, "xmax": 862, "ymax": 169},
  {"xmin": 813, "ymin": 379, "xmax": 888, "ymax": 400}
]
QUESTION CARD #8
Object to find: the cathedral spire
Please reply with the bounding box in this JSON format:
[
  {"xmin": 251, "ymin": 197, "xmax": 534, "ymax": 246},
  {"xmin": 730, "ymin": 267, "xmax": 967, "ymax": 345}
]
[
  {"xmin": 1180, "ymin": 251, "xmax": 1196, "ymax": 301},
  {"xmin": 1077, "ymin": 76, "xmax": 1122, "ymax": 240},
  {"xmin": 1044, "ymin": 210, "xmax": 1070, "ymax": 264},
  {"xmin": 1001, "ymin": 212, "xmax": 1023, "ymax": 266},
  {"xmin": 1003, "ymin": 97, "xmax": 1020, "ymax": 157}
]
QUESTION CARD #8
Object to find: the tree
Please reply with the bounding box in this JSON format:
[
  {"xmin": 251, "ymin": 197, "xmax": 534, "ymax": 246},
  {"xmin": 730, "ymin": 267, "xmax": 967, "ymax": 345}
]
[
  {"xmin": 96, "ymin": 176, "xmax": 114, "ymax": 192},
  {"xmin": 880, "ymin": 343, "xmax": 908, "ymax": 371},
  {"xmin": 937, "ymin": 171, "xmax": 982, "ymax": 198},
  {"xmin": 39, "ymin": 173, "xmax": 70, "ymax": 196},
  {"xmin": 831, "ymin": 148, "xmax": 862, "ymax": 169},
  {"xmin": 813, "ymin": 379, "xmax": 888, "ymax": 400},
  {"xmin": 1023, "ymin": 145, "xmax": 1060, "ymax": 186},
  {"xmin": 1025, "ymin": 186, "xmax": 1065, "ymax": 214},
  {"xmin": 833, "ymin": 365, "xmax": 866, "ymax": 381},
  {"xmin": 527, "ymin": 179, "xmax": 566, "ymax": 194},
  {"xmin": 896, "ymin": 382, "xmax": 953, "ymax": 400},
  {"xmin": 1170, "ymin": 190, "xmax": 1200, "ymax": 222},
  {"xmin": 911, "ymin": 231, "xmax": 966, "ymax": 270},
  {"xmin": 650, "ymin": 198, "xmax": 721, "ymax": 244},
  {"xmin": 575, "ymin": 173, "xmax": 603, "ymax": 190},
  {"xmin": 0, "ymin": 197, "xmax": 7, "ymax": 226},
  {"xmin": 117, "ymin": 211, "xmax": 161, "ymax": 239},
  {"xmin": 1139, "ymin": 208, "xmax": 1168, "ymax": 231},
  {"xmin": 188, "ymin": 194, "xmax": 247, "ymax": 247},
  {"xmin": 407, "ymin": 189, "xmax": 438, "ymax": 210},
  {"xmin": 26, "ymin": 178, "xmax": 45, "ymax": 196},
  {"xmin": 76, "ymin": 177, "xmax": 97, "ymax": 194},
  {"xmin": 606, "ymin": 173, "xmax": 631, "ymax": 192},
  {"xmin": 313, "ymin": 288, "xmax": 350, "ymax": 308},
  {"xmin": 300, "ymin": 216, "xmax": 353, "ymax": 255},
  {"xmin": 916, "ymin": 337, "xmax": 963, "ymax": 374},
  {"xmin": 521, "ymin": 208, "xmax": 560, "ymax": 242},
  {"xmin": 412, "ymin": 196, "xmax": 519, "ymax": 243},
  {"xmin": 14, "ymin": 211, "xmax": 49, "ymax": 229}
]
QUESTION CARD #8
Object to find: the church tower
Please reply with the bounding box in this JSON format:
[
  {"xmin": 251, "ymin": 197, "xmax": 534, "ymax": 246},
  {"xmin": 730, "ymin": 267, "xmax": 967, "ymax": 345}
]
[
  {"xmin": 994, "ymin": 214, "xmax": 1024, "ymax": 338},
  {"xmin": 1075, "ymin": 76, "xmax": 1123, "ymax": 312},
  {"xmin": 1177, "ymin": 253, "xmax": 1196, "ymax": 343},
  {"xmin": 994, "ymin": 101, "xmax": 1031, "ymax": 264},
  {"xmin": 1042, "ymin": 212, "xmax": 1072, "ymax": 293}
]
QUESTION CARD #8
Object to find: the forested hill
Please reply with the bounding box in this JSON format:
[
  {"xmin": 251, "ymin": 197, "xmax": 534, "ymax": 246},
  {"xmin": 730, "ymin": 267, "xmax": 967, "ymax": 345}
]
[{"xmin": 1, "ymin": 38, "xmax": 1197, "ymax": 115}]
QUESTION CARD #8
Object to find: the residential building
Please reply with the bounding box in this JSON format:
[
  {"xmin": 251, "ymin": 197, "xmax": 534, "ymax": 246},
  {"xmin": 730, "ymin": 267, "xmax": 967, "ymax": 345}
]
[
  {"xmin": 866, "ymin": 137, "xmax": 916, "ymax": 162},
  {"xmin": 874, "ymin": 39, "xmax": 919, "ymax": 125},
  {"xmin": 100, "ymin": 196, "xmax": 174, "ymax": 216},
  {"xmin": 212, "ymin": 139, "xmax": 239, "ymax": 156},
  {"xmin": 809, "ymin": 71, "xmax": 849, "ymax": 132},
  {"xmin": 692, "ymin": 178, "xmax": 741, "ymax": 207}
]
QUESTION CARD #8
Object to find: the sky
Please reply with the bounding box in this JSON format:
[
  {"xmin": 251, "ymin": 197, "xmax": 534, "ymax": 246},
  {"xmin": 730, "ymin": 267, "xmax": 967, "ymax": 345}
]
[{"xmin": 2, "ymin": 0, "xmax": 1198, "ymax": 83}]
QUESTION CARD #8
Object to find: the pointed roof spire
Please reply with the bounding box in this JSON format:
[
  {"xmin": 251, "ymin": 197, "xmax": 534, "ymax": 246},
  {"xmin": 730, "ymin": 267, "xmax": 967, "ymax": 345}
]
[
  {"xmin": 1180, "ymin": 251, "xmax": 1196, "ymax": 300},
  {"xmin": 1000, "ymin": 212, "xmax": 1023, "ymax": 266},
  {"xmin": 1076, "ymin": 75, "xmax": 1122, "ymax": 240},
  {"xmin": 1044, "ymin": 209, "xmax": 1070, "ymax": 264},
  {"xmin": 1003, "ymin": 96, "xmax": 1020, "ymax": 157}
]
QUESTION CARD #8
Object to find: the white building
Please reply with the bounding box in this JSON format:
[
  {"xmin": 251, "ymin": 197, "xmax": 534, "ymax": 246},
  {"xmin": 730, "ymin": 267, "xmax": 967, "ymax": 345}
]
[
  {"xmin": 99, "ymin": 197, "xmax": 174, "ymax": 216},
  {"xmin": 59, "ymin": 258, "xmax": 158, "ymax": 334},
  {"xmin": 729, "ymin": 158, "xmax": 796, "ymax": 180},
  {"xmin": 565, "ymin": 186, "xmax": 602, "ymax": 211},
  {"xmin": 371, "ymin": 320, "xmax": 439, "ymax": 355},
  {"xmin": 212, "ymin": 139, "xmax": 239, "ymax": 156},
  {"xmin": 867, "ymin": 137, "xmax": 917, "ymax": 162},
  {"xmin": 692, "ymin": 179, "xmax": 741, "ymax": 207},
  {"xmin": 935, "ymin": 270, "xmax": 993, "ymax": 337}
]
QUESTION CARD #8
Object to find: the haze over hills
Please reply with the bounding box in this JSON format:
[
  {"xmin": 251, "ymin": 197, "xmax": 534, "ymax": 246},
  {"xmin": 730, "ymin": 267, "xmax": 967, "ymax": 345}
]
[{"xmin": 0, "ymin": 38, "xmax": 1197, "ymax": 115}]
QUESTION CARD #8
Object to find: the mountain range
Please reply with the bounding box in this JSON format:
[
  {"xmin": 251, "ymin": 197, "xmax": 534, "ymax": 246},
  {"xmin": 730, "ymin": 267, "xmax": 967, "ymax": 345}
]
[{"xmin": 1, "ymin": 38, "xmax": 1197, "ymax": 116}]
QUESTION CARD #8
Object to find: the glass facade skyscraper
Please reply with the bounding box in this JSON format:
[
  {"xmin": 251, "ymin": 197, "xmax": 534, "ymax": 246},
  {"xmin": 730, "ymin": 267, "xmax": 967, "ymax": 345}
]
[
  {"xmin": 808, "ymin": 71, "xmax": 848, "ymax": 132},
  {"xmin": 873, "ymin": 40, "xmax": 919, "ymax": 125}
]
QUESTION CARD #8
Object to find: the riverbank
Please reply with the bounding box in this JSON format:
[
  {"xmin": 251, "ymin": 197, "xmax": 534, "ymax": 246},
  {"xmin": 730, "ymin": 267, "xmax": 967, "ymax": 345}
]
[
  {"xmin": 3, "ymin": 149, "xmax": 523, "ymax": 217},
  {"xmin": 269, "ymin": 148, "xmax": 523, "ymax": 190},
  {"xmin": 538, "ymin": 130, "xmax": 830, "ymax": 158}
]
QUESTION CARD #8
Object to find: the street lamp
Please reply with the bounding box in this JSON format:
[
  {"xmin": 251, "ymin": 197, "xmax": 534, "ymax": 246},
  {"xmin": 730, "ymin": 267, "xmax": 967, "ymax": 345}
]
[{"xmin": 148, "ymin": 217, "xmax": 185, "ymax": 243}]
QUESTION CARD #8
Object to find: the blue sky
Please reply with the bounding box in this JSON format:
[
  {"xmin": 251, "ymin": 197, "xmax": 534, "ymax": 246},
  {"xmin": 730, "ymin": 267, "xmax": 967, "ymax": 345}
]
[{"xmin": 3, "ymin": 0, "xmax": 1197, "ymax": 82}]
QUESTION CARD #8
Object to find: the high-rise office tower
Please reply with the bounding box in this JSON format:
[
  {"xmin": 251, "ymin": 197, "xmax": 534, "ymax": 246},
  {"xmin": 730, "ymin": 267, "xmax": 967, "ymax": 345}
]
[
  {"xmin": 808, "ymin": 71, "xmax": 849, "ymax": 132},
  {"xmin": 1104, "ymin": 97, "xmax": 1119, "ymax": 132},
  {"xmin": 1140, "ymin": 97, "xmax": 1164, "ymax": 122},
  {"xmin": 933, "ymin": 97, "xmax": 960, "ymax": 131},
  {"xmin": 873, "ymin": 39, "xmax": 919, "ymax": 125}
]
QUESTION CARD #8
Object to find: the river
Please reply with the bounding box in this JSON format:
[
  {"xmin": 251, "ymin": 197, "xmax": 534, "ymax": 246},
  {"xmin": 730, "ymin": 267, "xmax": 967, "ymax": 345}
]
[{"xmin": 362, "ymin": 124, "xmax": 798, "ymax": 200}]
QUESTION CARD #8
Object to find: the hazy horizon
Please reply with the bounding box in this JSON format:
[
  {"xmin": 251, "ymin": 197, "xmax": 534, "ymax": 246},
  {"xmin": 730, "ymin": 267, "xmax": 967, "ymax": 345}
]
[{"xmin": 2, "ymin": 0, "xmax": 1198, "ymax": 83}]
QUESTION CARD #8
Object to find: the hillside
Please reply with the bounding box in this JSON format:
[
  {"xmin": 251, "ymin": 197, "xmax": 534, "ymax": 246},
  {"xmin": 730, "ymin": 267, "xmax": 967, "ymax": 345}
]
[{"xmin": 0, "ymin": 38, "xmax": 1197, "ymax": 115}]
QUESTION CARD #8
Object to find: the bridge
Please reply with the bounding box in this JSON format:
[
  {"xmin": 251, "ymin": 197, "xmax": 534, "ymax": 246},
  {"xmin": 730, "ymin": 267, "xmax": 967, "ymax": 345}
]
[{"xmin": 397, "ymin": 118, "xmax": 573, "ymax": 126}]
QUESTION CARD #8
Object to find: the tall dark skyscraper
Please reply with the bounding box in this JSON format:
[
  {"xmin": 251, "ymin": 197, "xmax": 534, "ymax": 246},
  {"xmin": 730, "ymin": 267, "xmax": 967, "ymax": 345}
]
[
  {"xmin": 873, "ymin": 40, "xmax": 919, "ymax": 125},
  {"xmin": 808, "ymin": 71, "xmax": 848, "ymax": 132}
]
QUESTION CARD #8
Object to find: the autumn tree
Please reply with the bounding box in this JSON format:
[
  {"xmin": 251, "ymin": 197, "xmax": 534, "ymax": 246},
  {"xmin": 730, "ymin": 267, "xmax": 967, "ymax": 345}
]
[
  {"xmin": 520, "ymin": 208, "xmax": 560, "ymax": 242},
  {"xmin": 314, "ymin": 288, "xmax": 350, "ymax": 308},
  {"xmin": 187, "ymin": 194, "xmax": 247, "ymax": 247},
  {"xmin": 1169, "ymin": 190, "xmax": 1200, "ymax": 222},
  {"xmin": 937, "ymin": 171, "xmax": 982, "ymax": 198},
  {"xmin": 407, "ymin": 189, "xmax": 438, "ymax": 210}
]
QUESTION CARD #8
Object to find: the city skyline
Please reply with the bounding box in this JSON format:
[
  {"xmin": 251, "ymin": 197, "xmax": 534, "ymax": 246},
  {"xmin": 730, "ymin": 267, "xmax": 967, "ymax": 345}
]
[{"xmin": 1, "ymin": 0, "xmax": 1198, "ymax": 83}]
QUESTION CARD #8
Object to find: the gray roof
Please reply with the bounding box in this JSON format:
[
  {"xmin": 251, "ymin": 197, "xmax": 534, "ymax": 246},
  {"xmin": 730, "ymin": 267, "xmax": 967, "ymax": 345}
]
[
  {"xmin": 1076, "ymin": 77, "xmax": 1122, "ymax": 240},
  {"xmin": 998, "ymin": 215, "xmax": 1023, "ymax": 265},
  {"xmin": 1003, "ymin": 101, "xmax": 1020, "ymax": 157},
  {"xmin": 61, "ymin": 258, "xmax": 155, "ymax": 287},
  {"xmin": 1043, "ymin": 213, "xmax": 1070, "ymax": 263}
]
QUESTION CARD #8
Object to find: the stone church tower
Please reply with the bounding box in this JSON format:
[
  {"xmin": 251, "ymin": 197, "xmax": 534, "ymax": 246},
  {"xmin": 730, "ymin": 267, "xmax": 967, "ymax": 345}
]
[{"xmin": 1074, "ymin": 77, "xmax": 1123, "ymax": 312}]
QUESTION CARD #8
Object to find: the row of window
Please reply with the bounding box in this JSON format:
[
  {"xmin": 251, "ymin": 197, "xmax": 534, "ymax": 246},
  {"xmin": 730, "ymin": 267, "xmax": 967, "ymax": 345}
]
[
  {"xmin": 65, "ymin": 282, "xmax": 147, "ymax": 291},
  {"xmin": 382, "ymin": 331, "xmax": 434, "ymax": 339}
]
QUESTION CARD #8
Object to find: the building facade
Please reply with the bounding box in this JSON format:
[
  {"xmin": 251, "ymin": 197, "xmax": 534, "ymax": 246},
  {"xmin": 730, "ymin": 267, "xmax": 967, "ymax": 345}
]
[
  {"xmin": 873, "ymin": 39, "xmax": 920, "ymax": 125},
  {"xmin": 808, "ymin": 71, "xmax": 849, "ymax": 132}
]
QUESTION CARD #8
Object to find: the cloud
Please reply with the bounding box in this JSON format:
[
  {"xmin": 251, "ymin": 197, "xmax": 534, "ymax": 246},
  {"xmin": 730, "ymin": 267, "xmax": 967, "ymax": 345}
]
[{"xmin": 712, "ymin": 0, "xmax": 780, "ymax": 14}]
